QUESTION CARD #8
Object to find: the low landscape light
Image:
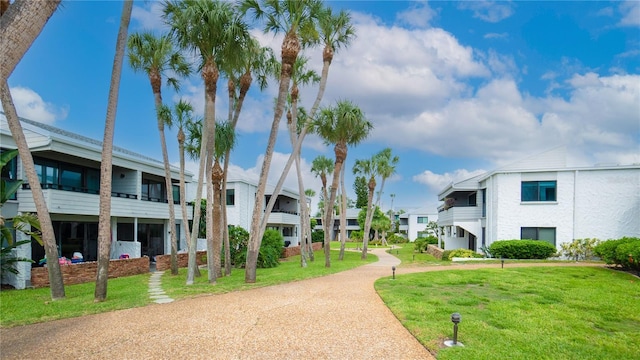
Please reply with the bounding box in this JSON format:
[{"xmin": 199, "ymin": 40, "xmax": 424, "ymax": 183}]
[
  {"xmin": 501, "ymin": 256, "xmax": 505, "ymax": 269},
  {"xmin": 392, "ymin": 265, "xmax": 396, "ymax": 280},
  {"xmin": 444, "ymin": 312, "xmax": 464, "ymax": 347}
]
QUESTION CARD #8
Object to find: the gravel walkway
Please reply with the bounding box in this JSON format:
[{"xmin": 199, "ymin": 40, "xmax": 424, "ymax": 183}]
[{"xmin": 0, "ymin": 249, "xmax": 602, "ymax": 360}]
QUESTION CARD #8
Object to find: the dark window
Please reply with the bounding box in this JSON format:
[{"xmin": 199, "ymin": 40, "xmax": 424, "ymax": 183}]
[
  {"xmin": 521, "ymin": 227, "xmax": 556, "ymax": 246},
  {"xmin": 417, "ymin": 216, "xmax": 428, "ymax": 224},
  {"xmin": 142, "ymin": 178, "xmax": 166, "ymax": 202},
  {"xmin": 1, "ymin": 149, "xmax": 19, "ymax": 200},
  {"xmin": 172, "ymin": 184, "xmax": 180, "ymax": 204},
  {"xmin": 468, "ymin": 193, "xmax": 477, "ymax": 206},
  {"xmin": 226, "ymin": 189, "xmax": 235, "ymax": 206},
  {"xmin": 521, "ymin": 181, "xmax": 556, "ymax": 202}
]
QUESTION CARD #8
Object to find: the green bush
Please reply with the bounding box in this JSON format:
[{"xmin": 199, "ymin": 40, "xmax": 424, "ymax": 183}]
[
  {"xmin": 441, "ymin": 250, "xmax": 453, "ymax": 261},
  {"xmin": 311, "ymin": 230, "xmax": 324, "ymax": 243},
  {"xmin": 559, "ymin": 238, "xmax": 601, "ymax": 261},
  {"xmin": 446, "ymin": 248, "xmax": 482, "ymax": 260},
  {"xmin": 388, "ymin": 234, "xmax": 408, "ymax": 244},
  {"xmin": 616, "ymin": 240, "xmax": 640, "ymax": 271},
  {"xmin": 594, "ymin": 237, "xmax": 638, "ymax": 266},
  {"xmin": 489, "ymin": 240, "xmax": 557, "ymax": 259},
  {"xmin": 414, "ymin": 238, "xmax": 427, "ymax": 253},
  {"xmin": 234, "ymin": 229, "xmax": 283, "ymax": 269},
  {"xmin": 228, "ymin": 225, "xmax": 249, "ymax": 267},
  {"xmin": 350, "ymin": 230, "xmax": 363, "ymax": 241}
]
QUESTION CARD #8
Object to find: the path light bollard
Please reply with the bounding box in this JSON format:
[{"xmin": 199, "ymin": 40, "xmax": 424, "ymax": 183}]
[
  {"xmin": 444, "ymin": 313, "xmax": 464, "ymax": 347},
  {"xmin": 501, "ymin": 256, "xmax": 504, "ymax": 269},
  {"xmin": 392, "ymin": 266, "xmax": 396, "ymax": 280}
]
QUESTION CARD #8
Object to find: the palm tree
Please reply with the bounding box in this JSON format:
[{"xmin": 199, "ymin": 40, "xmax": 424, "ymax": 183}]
[
  {"xmin": 127, "ymin": 31, "xmax": 190, "ymax": 276},
  {"xmin": 304, "ymin": 187, "xmax": 316, "ymax": 261},
  {"xmin": 163, "ymin": 0, "xmax": 248, "ymax": 285},
  {"xmin": 211, "ymin": 121, "xmax": 236, "ymax": 280},
  {"xmin": 95, "ymin": 0, "xmax": 134, "ymax": 302},
  {"xmin": 314, "ymin": 100, "xmax": 372, "ymax": 267},
  {"xmin": 352, "ymin": 157, "xmax": 376, "ymax": 259},
  {"xmin": 240, "ymin": 0, "xmax": 323, "ymax": 283},
  {"xmin": 373, "ymin": 148, "xmax": 399, "ymax": 208},
  {"xmin": 257, "ymin": 5, "xmax": 355, "ymax": 248},
  {"xmin": 311, "ymin": 155, "xmax": 334, "ymax": 217},
  {"xmin": 172, "ymin": 100, "xmax": 197, "ymax": 260},
  {"xmin": 0, "ymin": 0, "xmax": 64, "ymax": 301},
  {"xmin": 220, "ymin": 37, "xmax": 276, "ymax": 276}
]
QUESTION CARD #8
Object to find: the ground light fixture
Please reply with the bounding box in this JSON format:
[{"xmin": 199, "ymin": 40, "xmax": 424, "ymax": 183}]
[
  {"xmin": 444, "ymin": 312, "xmax": 464, "ymax": 347},
  {"xmin": 391, "ymin": 266, "xmax": 396, "ymax": 280}
]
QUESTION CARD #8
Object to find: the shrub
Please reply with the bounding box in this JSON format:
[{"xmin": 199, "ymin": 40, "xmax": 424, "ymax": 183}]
[
  {"xmin": 441, "ymin": 250, "xmax": 453, "ymax": 261},
  {"xmin": 311, "ymin": 230, "xmax": 324, "ymax": 243},
  {"xmin": 388, "ymin": 234, "xmax": 408, "ymax": 244},
  {"xmin": 489, "ymin": 240, "xmax": 557, "ymax": 259},
  {"xmin": 228, "ymin": 225, "xmax": 249, "ymax": 267},
  {"xmin": 446, "ymin": 248, "xmax": 482, "ymax": 260},
  {"xmin": 414, "ymin": 238, "xmax": 427, "ymax": 253},
  {"xmin": 594, "ymin": 237, "xmax": 638, "ymax": 266},
  {"xmin": 559, "ymin": 238, "xmax": 601, "ymax": 261},
  {"xmin": 234, "ymin": 229, "xmax": 283, "ymax": 269},
  {"xmin": 616, "ymin": 240, "xmax": 640, "ymax": 271},
  {"xmin": 350, "ymin": 230, "xmax": 363, "ymax": 241}
]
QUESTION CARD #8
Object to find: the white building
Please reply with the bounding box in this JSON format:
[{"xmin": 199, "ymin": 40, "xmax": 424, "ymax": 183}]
[
  {"xmin": 437, "ymin": 148, "xmax": 640, "ymax": 252},
  {"xmin": 224, "ymin": 174, "xmax": 303, "ymax": 246},
  {"xmin": 1, "ymin": 115, "xmax": 193, "ymax": 289},
  {"xmin": 315, "ymin": 208, "xmax": 361, "ymax": 241},
  {"xmin": 397, "ymin": 208, "xmax": 439, "ymax": 242}
]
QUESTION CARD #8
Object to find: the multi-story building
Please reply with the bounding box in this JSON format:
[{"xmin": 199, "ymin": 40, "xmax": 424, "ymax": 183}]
[
  {"xmin": 396, "ymin": 208, "xmax": 438, "ymax": 241},
  {"xmin": 437, "ymin": 148, "xmax": 640, "ymax": 252},
  {"xmin": 1, "ymin": 114, "xmax": 193, "ymax": 288}
]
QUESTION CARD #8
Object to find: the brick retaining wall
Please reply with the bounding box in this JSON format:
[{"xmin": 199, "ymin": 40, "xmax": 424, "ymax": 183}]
[
  {"xmin": 30, "ymin": 257, "xmax": 149, "ymax": 288},
  {"xmin": 427, "ymin": 244, "xmax": 444, "ymax": 260},
  {"xmin": 281, "ymin": 242, "xmax": 323, "ymax": 258},
  {"xmin": 155, "ymin": 251, "xmax": 207, "ymax": 271}
]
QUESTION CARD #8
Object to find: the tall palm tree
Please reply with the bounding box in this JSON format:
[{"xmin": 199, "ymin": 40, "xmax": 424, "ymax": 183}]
[
  {"xmin": 258, "ymin": 5, "xmax": 355, "ymax": 245},
  {"xmin": 304, "ymin": 187, "xmax": 316, "ymax": 261},
  {"xmin": 240, "ymin": 0, "xmax": 323, "ymax": 283},
  {"xmin": 163, "ymin": 0, "xmax": 248, "ymax": 285},
  {"xmin": 220, "ymin": 37, "xmax": 276, "ymax": 276},
  {"xmin": 127, "ymin": 31, "xmax": 190, "ymax": 276},
  {"xmin": 338, "ymin": 163, "xmax": 348, "ymax": 260},
  {"xmin": 95, "ymin": 0, "xmax": 134, "ymax": 302},
  {"xmin": 373, "ymin": 148, "xmax": 399, "ymax": 208},
  {"xmin": 314, "ymin": 100, "xmax": 372, "ymax": 267},
  {"xmin": 1, "ymin": 0, "xmax": 64, "ymax": 301},
  {"xmin": 311, "ymin": 155, "xmax": 334, "ymax": 217},
  {"xmin": 352, "ymin": 157, "xmax": 376, "ymax": 259},
  {"xmin": 172, "ymin": 100, "xmax": 197, "ymax": 255},
  {"xmin": 210, "ymin": 121, "xmax": 236, "ymax": 280}
]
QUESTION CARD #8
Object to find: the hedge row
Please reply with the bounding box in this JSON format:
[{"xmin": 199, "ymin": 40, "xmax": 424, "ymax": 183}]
[
  {"xmin": 594, "ymin": 237, "xmax": 640, "ymax": 271},
  {"xmin": 489, "ymin": 240, "xmax": 556, "ymax": 259}
]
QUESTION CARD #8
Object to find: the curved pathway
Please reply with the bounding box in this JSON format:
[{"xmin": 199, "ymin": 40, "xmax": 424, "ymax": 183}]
[{"xmin": 1, "ymin": 250, "xmax": 602, "ymax": 360}]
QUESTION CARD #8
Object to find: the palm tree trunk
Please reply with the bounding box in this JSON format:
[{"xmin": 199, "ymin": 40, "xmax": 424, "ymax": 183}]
[
  {"xmin": 323, "ymin": 144, "xmax": 347, "ymax": 268},
  {"xmin": 338, "ymin": 164, "xmax": 347, "ymax": 260},
  {"xmin": 1, "ymin": 81, "xmax": 65, "ymax": 300},
  {"xmin": 362, "ymin": 182, "xmax": 375, "ymax": 260},
  {"xmin": 95, "ymin": 0, "xmax": 132, "ymax": 302},
  {"xmin": 246, "ymin": 33, "xmax": 297, "ymax": 283},
  {"xmin": 186, "ymin": 121, "xmax": 208, "ymax": 285},
  {"xmin": 0, "ymin": 0, "xmax": 61, "ymax": 80},
  {"xmin": 158, "ymin": 122, "xmax": 178, "ymax": 275}
]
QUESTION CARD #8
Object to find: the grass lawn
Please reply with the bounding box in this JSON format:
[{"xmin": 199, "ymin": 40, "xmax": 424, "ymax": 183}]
[
  {"xmin": 375, "ymin": 266, "xmax": 640, "ymax": 359},
  {"xmin": 1, "ymin": 249, "xmax": 376, "ymax": 328},
  {"xmin": 386, "ymin": 242, "xmax": 448, "ymax": 267}
]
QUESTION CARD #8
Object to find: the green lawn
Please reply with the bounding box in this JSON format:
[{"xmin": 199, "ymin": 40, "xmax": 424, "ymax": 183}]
[
  {"xmin": 1, "ymin": 249, "xmax": 376, "ymax": 328},
  {"xmin": 385, "ymin": 242, "xmax": 448, "ymax": 267},
  {"xmin": 375, "ymin": 266, "xmax": 640, "ymax": 359}
]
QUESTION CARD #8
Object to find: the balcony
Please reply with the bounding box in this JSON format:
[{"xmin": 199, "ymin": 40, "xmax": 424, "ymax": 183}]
[
  {"xmin": 437, "ymin": 205, "xmax": 482, "ymax": 225},
  {"xmin": 23, "ymin": 183, "xmax": 137, "ymax": 199}
]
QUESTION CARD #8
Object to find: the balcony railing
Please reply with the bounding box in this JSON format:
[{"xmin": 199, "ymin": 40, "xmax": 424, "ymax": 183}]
[
  {"xmin": 141, "ymin": 195, "xmax": 180, "ymax": 204},
  {"xmin": 23, "ymin": 183, "xmax": 137, "ymax": 199}
]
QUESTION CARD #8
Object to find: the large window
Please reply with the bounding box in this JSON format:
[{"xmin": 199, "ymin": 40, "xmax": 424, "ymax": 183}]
[
  {"xmin": 33, "ymin": 157, "xmax": 100, "ymax": 194},
  {"xmin": 142, "ymin": 178, "xmax": 165, "ymax": 202},
  {"xmin": 521, "ymin": 181, "xmax": 556, "ymax": 202},
  {"xmin": 521, "ymin": 227, "xmax": 556, "ymax": 246},
  {"xmin": 417, "ymin": 216, "xmax": 428, "ymax": 224}
]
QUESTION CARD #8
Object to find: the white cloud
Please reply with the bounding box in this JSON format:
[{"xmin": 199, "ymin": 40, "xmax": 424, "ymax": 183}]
[
  {"xmin": 396, "ymin": 2, "xmax": 438, "ymax": 28},
  {"xmin": 484, "ymin": 32, "xmax": 508, "ymax": 39},
  {"xmin": 413, "ymin": 169, "xmax": 486, "ymax": 192},
  {"xmin": 458, "ymin": 1, "xmax": 514, "ymax": 23},
  {"xmin": 131, "ymin": 2, "xmax": 168, "ymax": 31},
  {"xmin": 619, "ymin": 1, "xmax": 640, "ymax": 27},
  {"xmin": 0, "ymin": 87, "xmax": 68, "ymax": 124}
]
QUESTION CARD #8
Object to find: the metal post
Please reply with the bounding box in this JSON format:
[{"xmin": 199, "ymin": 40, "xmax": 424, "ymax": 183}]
[{"xmin": 392, "ymin": 266, "xmax": 396, "ymax": 280}]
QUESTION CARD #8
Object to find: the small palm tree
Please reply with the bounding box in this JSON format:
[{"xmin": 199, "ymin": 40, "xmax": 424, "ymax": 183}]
[
  {"xmin": 353, "ymin": 157, "xmax": 376, "ymax": 259},
  {"xmin": 127, "ymin": 31, "xmax": 190, "ymax": 276},
  {"xmin": 314, "ymin": 100, "xmax": 372, "ymax": 267}
]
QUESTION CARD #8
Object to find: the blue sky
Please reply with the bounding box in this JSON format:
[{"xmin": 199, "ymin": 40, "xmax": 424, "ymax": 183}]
[{"xmin": 4, "ymin": 0, "xmax": 639, "ymax": 214}]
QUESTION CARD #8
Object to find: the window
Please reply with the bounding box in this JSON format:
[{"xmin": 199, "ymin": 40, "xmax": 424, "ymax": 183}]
[
  {"xmin": 1, "ymin": 149, "xmax": 18, "ymax": 200},
  {"xmin": 142, "ymin": 178, "xmax": 165, "ymax": 202},
  {"xmin": 521, "ymin": 227, "xmax": 556, "ymax": 246},
  {"xmin": 417, "ymin": 216, "xmax": 428, "ymax": 224},
  {"xmin": 468, "ymin": 193, "xmax": 477, "ymax": 206},
  {"xmin": 226, "ymin": 189, "xmax": 235, "ymax": 205},
  {"xmin": 521, "ymin": 181, "xmax": 556, "ymax": 202}
]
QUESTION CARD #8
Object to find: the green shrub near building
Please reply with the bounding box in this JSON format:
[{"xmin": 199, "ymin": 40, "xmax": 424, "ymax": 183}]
[{"xmin": 489, "ymin": 239, "xmax": 556, "ymax": 259}]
